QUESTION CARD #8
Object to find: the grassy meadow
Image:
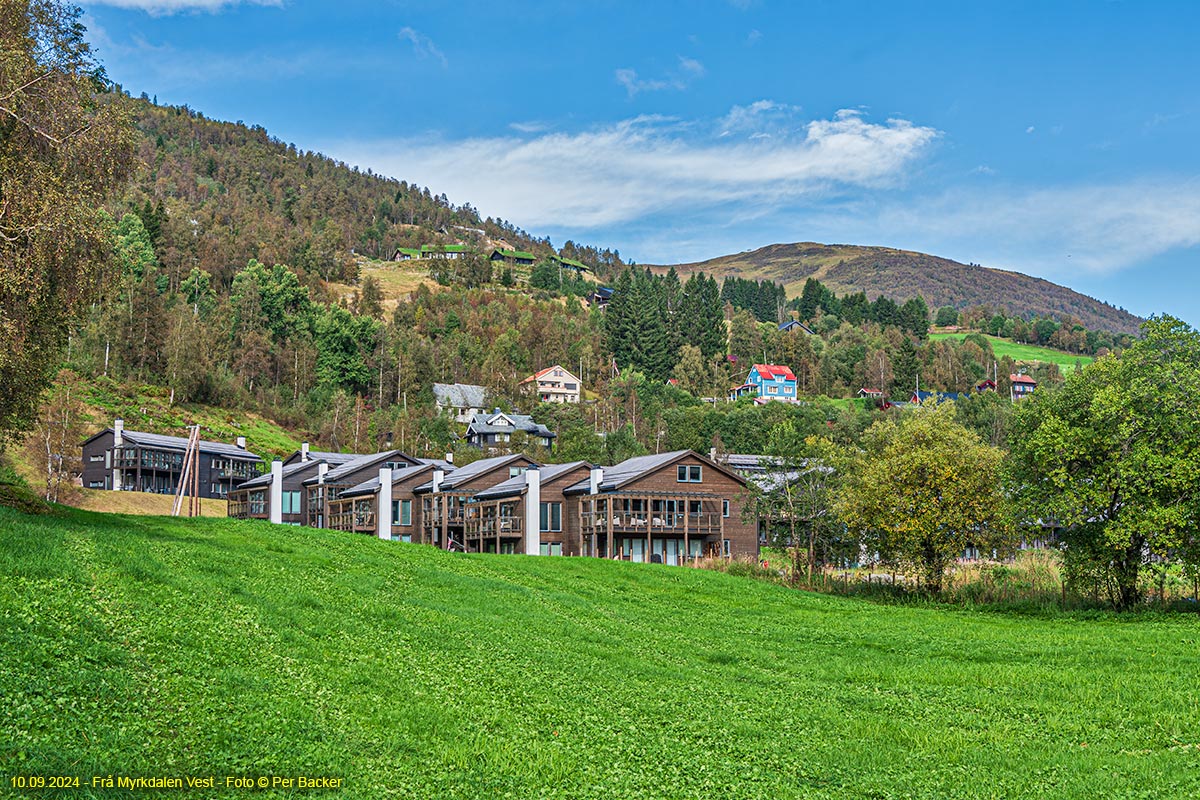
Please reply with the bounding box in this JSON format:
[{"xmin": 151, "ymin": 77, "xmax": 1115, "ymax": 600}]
[
  {"xmin": 928, "ymin": 332, "xmax": 1094, "ymax": 372},
  {"xmin": 3, "ymin": 506, "xmax": 1199, "ymax": 798}
]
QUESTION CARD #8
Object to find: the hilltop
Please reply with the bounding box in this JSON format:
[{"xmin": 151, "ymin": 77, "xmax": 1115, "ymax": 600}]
[
  {"xmin": 661, "ymin": 243, "xmax": 1143, "ymax": 335},
  {"xmin": 2, "ymin": 505, "xmax": 1198, "ymax": 798}
]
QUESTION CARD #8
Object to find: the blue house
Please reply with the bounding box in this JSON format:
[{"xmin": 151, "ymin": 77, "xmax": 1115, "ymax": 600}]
[{"xmin": 731, "ymin": 364, "xmax": 798, "ymax": 402}]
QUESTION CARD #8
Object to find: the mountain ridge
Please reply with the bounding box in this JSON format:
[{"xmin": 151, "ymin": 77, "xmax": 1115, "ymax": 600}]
[{"xmin": 655, "ymin": 242, "xmax": 1142, "ymax": 334}]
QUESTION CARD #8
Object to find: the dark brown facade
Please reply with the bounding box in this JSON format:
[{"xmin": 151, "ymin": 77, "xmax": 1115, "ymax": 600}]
[
  {"xmin": 566, "ymin": 451, "xmax": 756, "ymax": 564},
  {"xmin": 466, "ymin": 462, "xmax": 592, "ymax": 556},
  {"xmin": 415, "ymin": 454, "xmax": 537, "ymax": 550},
  {"xmin": 81, "ymin": 426, "xmax": 261, "ymax": 500}
]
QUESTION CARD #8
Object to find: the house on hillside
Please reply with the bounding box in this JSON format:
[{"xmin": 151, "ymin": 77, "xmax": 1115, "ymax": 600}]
[
  {"xmin": 589, "ymin": 287, "xmax": 613, "ymax": 309},
  {"xmin": 324, "ymin": 461, "xmax": 450, "ymax": 541},
  {"xmin": 1010, "ymin": 373, "xmax": 1037, "ymax": 401},
  {"xmin": 521, "ymin": 364, "xmax": 582, "ymax": 404},
  {"xmin": 465, "ymin": 409, "xmax": 555, "ymax": 450},
  {"xmin": 81, "ymin": 419, "xmax": 261, "ymax": 499},
  {"xmin": 391, "ymin": 247, "xmax": 421, "ymax": 261},
  {"xmin": 489, "ymin": 249, "xmax": 536, "ymax": 266},
  {"xmin": 729, "ymin": 364, "xmax": 798, "ymax": 402},
  {"xmin": 433, "ymin": 382, "xmax": 488, "ymax": 423},
  {"xmin": 467, "ymin": 461, "xmax": 593, "ymax": 555},
  {"xmin": 857, "ymin": 387, "xmax": 885, "ymax": 399},
  {"xmin": 549, "ymin": 254, "xmax": 590, "ymax": 274},
  {"xmin": 563, "ymin": 449, "xmax": 756, "ymax": 563},
  {"xmin": 299, "ymin": 450, "xmax": 426, "ymax": 528},
  {"xmin": 420, "ymin": 244, "xmax": 469, "ymax": 259},
  {"xmin": 910, "ymin": 389, "xmax": 962, "ymax": 404},
  {"xmin": 414, "ymin": 453, "xmax": 538, "ymax": 550},
  {"xmin": 975, "ymin": 379, "xmax": 997, "ymax": 393}
]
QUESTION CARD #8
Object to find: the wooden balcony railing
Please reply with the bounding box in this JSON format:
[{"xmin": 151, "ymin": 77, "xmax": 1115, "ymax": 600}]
[{"xmin": 580, "ymin": 511, "xmax": 724, "ymax": 536}]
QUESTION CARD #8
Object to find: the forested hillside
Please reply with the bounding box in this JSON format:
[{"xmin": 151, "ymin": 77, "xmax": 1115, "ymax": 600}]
[{"xmin": 663, "ymin": 242, "xmax": 1143, "ymax": 335}]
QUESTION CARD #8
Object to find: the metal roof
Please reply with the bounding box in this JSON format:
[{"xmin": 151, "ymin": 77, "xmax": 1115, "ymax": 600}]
[
  {"xmin": 301, "ymin": 450, "xmax": 419, "ymax": 486},
  {"xmin": 237, "ymin": 460, "xmax": 318, "ymax": 490},
  {"xmin": 98, "ymin": 428, "xmax": 262, "ymax": 460},
  {"xmin": 473, "ymin": 461, "xmax": 591, "ymax": 501},
  {"xmin": 432, "ymin": 382, "xmax": 487, "ymax": 409},
  {"xmin": 413, "ymin": 453, "xmax": 531, "ymax": 493}
]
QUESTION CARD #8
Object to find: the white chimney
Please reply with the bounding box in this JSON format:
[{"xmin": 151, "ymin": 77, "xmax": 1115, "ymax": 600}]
[
  {"xmin": 301, "ymin": 442, "xmax": 310, "ymax": 462},
  {"xmin": 269, "ymin": 459, "xmax": 283, "ymax": 524},
  {"xmin": 113, "ymin": 418, "xmax": 124, "ymax": 448},
  {"xmin": 377, "ymin": 467, "xmax": 393, "ymax": 540},
  {"xmin": 236, "ymin": 436, "xmax": 246, "ymax": 449},
  {"xmin": 524, "ymin": 466, "xmax": 541, "ymax": 556},
  {"xmin": 589, "ymin": 466, "xmax": 603, "ymax": 495},
  {"xmin": 431, "ymin": 469, "xmax": 444, "ymax": 494},
  {"xmin": 445, "ymin": 452, "xmax": 454, "ymax": 465},
  {"xmin": 316, "ymin": 462, "xmax": 329, "ymax": 528},
  {"xmin": 317, "ymin": 462, "xmax": 328, "ymax": 481}
]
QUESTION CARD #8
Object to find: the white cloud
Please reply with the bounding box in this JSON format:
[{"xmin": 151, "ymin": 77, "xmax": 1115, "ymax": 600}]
[
  {"xmin": 868, "ymin": 180, "xmax": 1200, "ymax": 276},
  {"xmin": 329, "ymin": 109, "xmax": 940, "ymax": 229},
  {"xmin": 746, "ymin": 29, "xmax": 763, "ymax": 45},
  {"xmin": 398, "ymin": 27, "xmax": 447, "ymax": 68},
  {"xmin": 718, "ymin": 99, "xmax": 801, "ymax": 137},
  {"xmin": 615, "ymin": 56, "xmax": 706, "ymax": 97},
  {"xmin": 1025, "ymin": 125, "xmax": 1036, "ymax": 134},
  {"xmin": 82, "ymin": 0, "xmax": 279, "ymax": 14}
]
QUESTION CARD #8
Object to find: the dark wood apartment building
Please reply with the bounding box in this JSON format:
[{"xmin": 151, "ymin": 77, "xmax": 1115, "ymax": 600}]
[
  {"xmin": 81, "ymin": 419, "xmax": 262, "ymax": 500},
  {"xmin": 413, "ymin": 453, "xmax": 538, "ymax": 550}
]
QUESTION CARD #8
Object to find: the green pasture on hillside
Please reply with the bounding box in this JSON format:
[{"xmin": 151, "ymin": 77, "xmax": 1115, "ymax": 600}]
[
  {"xmin": 2, "ymin": 507, "xmax": 1198, "ymax": 798},
  {"xmin": 928, "ymin": 333, "xmax": 1094, "ymax": 372}
]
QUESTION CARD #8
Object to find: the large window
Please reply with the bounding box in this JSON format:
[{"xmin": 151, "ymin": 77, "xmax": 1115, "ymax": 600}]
[
  {"xmin": 540, "ymin": 502, "xmax": 562, "ymax": 532},
  {"xmin": 281, "ymin": 490, "xmax": 301, "ymax": 515},
  {"xmin": 539, "ymin": 542, "xmax": 564, "ymax": 556},
  {"xmin": 392, "ymin": 499, "xmax": 412, "ymax": 526},
  {"xmin": 677, "ymin": 464, "xmax": 702, "ymax": 483}
]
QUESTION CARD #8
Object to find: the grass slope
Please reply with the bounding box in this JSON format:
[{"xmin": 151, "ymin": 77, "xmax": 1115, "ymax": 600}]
[
  {"xmin": 928, "ymin": 333, "xmax": 1094, "ymax": 371},
  {"xmin": 3, "ymin": 507, "xmax": 1199, "ymax": 798},
  {"xmin": 658, "ymin": 242, "xmax": 1142, "ymax": 335}
]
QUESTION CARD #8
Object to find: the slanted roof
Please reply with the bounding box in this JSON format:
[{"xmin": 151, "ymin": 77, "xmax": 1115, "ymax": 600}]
[
  {"xmin": 84, "ymin": 428, "xmax": 262, "ymax": 460},
  {"xmin": 236, "ymin": 460, "xmax": 316, "ymax": 490},
  {"xmin": 752, "ymin": 364, "xmax": 797, "ymax": 382},
  {"xmin": 564, "ymin": 449, "xmax": 746, "ymax": 495},
  {"xmin": 283, "ymin": 449, "xmax": 360, "ymax": 466},
  {"xmin": 466, "ymin": 411, "xmax": 555, "ymax": 439},
  {"xmin": 491, "ymin": 248, "xmax": 536, "ymax": 261},
  {"xmin": 593, "ymin": 287, "xmax": 614, "ymax": 300},
  {"xmin": 520, "ymin": 364, "xmax": 579, "ymax": 385},
  {"xmin": 393, "ymin": 247, "xmax": 421, "ymax": 258},
  {"xmin": 302, "ymin": 449, "xmax": 419, "ymax": 486},
  {"xmin": 339, "ymin": 463, "xmax": 442, "ymax": 499},
  {"xmin": 778, "ymin": 320, "xmax": 815, "ymax": 334},
  {"xmin": 420, "ymin": 244, "xmax": 469, "ymax": 254},
  {"xmin": 414, "ymin": 453, "xmax": 531, "ymax": 493},
  {"xmin": 473, "ymin": 461, "xmax": 591, "ymax": 501},
  {"xmin": 912, "ymin": 389, "xmax": 962, "ymax": 403},
  {"xmin": 432, "ymin": 382, "xmax": 487, "ymax": 410},
  {"xmin": 1011, "ymin": 373, "xmax": 1038, "ymax": 385}
]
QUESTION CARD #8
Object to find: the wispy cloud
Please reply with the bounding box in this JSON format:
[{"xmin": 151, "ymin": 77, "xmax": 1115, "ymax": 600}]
[
  {"xmin": 398, "ymin": 26, "xmax": 447, "ymax": 68},
  {"xmin": 717, "ymin": 99, "xmax": 801, "ymax": 137},
  {"xmin": 746, "ymin": 29, "xmax": 763, "ymax": 45},
  {"xmin": 82, "ymin": 0, "xmax": 279, "ymax": 14},
  {"xmin": 615, "ymin": 56, "xmax": 706, "ymax": 97},
  {"xmin": 329, "ymin": 108, "xmax": 939, "ymax": 229},
  {"xmin": 864, "ymin": 179, "xmax": 1200, "ymax": 277}
]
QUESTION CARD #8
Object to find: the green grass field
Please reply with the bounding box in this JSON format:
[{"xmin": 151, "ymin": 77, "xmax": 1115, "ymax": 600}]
[
  {"xmin": 928, "ymin": 333, "xmax": 1094, "ymax": 372},
  {"xmin": 3, "ymin": 506, "xmax": 1199, "ymax": 798}
]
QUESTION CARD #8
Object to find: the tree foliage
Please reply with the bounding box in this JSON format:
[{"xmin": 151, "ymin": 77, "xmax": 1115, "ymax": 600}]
[
  {"xmin": 837, "ymin": 404, "xmax": 1012, "ymax": 592},
  {"xmin": 1007, "ymin": 316, "xmax": 1200, "ymax": 609},
  {"xmin": 0, "ymin": 0, "xmax": 134, "ymax": 438}
]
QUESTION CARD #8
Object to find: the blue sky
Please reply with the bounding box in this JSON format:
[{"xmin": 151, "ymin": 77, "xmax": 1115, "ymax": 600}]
[{"xmin": 80, "ymin": 0, "xmax": 1200, "ymax": 325}]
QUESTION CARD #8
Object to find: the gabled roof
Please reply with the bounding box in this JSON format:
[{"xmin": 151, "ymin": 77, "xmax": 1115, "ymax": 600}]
[
  {"xmin": 414, "ymin": 453, "xmax": 533, "ymax": 493},
  {"xmin": 420, "ymin": 244, "xmax": 469, "ymax": 254},
  {"xmin": 490, "ymin": 248, "xmax": 536, "ymax": 260},
  {"xmin": 520, "ymin": 364, "xmax": 579, "ymax": 385},
  {"xmin": 912, "ymin": 390, "xmax": 962, "ymax": 403},
  {"xmin": 393, "ymin": 247, "xmax": 421, "ymax": 258},
  {"xmin": 472, "ymin": 461, "xmax": 591, "ymax": 501},
  {"xmin": 858, "ymin": 387, "xmax": 884, "ymax": 396},
  {"xmin": 432, "ymin": 382, "xmax": 487, "ymax": 409},
  {"xmin": 237, "ymin": 459, "xmax": 319, "ymax": 490},
  {"xmin": 550, "ymin": 254, "xmax": 590, "ymax": 271},
  {"xmin": 82, "ymin": 428, "xmax": 262, "ymax": 460},
  {"xmin": 301, "ymin": 449, "xmax": 420, "ymax": 486},
  {"xmin": 282, "ymin": 449, "xmax": 360, "ymax": 466},
  {"xmin": 778, "ymin": 320, "xmax": 815, "ymax": 334},
  {"xmin": 465, "ymin": 411, "xmax": 555, "ymax": 439},
  {"xmin": 338, "ymin": 462, "xmax": 444, "ymax": 499},
  {"xmin": 593, "ymin": 287, "xmax": 614, "ymax": 300},
  {"xmin": 751, "ymin": 364, "xmax": 797, "ymax": 382},
  {"xmin": 1011, "ymin": 373, "xmax": 1038, "ymax": 385},
  {"xmin": 563, "ymin": 449, "xmax": 746, "ymax": 495}
]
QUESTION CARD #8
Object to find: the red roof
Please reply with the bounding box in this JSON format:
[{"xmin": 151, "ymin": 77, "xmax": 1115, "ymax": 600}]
[
  {"xmin": 753, "ymin": 364, "xmax": 797, "ymax": 382},
  {"xmin": 1010, "ymin": 374, "xmax": 1037, "ymax": 385}
]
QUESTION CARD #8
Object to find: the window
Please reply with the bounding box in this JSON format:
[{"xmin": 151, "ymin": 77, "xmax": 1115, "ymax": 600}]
[
  {"xmin": 281, "ymin": 490, "xmax": 301, "ymax": 515},
  {"xmin": 768, "ymin": 386, "xmax": 777, "ymax": 394},
  {"xmin": 89, "ymin": 481, "xmax": 104, "ymax": 488},
  {"xmin": 539, "ymin": 542, "xmax": 563, "ymax": 556},
  {"xmin": 689, "ymin": 500, "xmax": 702, "ymax": 515},
  {"xmin": 509, "ymin": 466, "xmax": 527, "ymax": 478},
  {"xmin": 89, "ymin": 454, "xmax": 105, "ymax": 463},
  {"xmin": 394, "ymin": 499, "xmax": 412, "ymax": 526},
  {"xmin": 723, "ymin": 499, "xmax": 730, "ymax": 518},
  {"xmin": 540, "ymin": 502, "xmax": 562, "ymax": 532},
  {"xmin": 722, "ymin": 539, "xmax": 731, "ymax": 557},
  {"xmin": 677, "ymin": 465, "xmax": 702, "ymax": 482}
]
